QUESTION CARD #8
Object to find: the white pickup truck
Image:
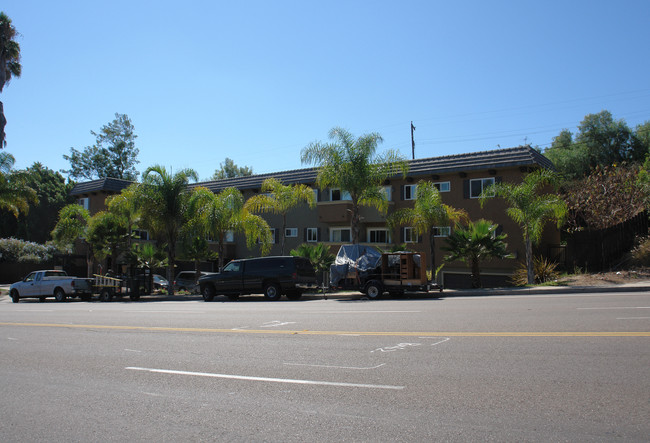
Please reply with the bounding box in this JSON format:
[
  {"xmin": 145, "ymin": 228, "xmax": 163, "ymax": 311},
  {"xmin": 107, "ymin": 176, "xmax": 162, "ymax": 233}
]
[{"xmin": 9, "ymin": 270, "xmax": 93, "ymax": 303}]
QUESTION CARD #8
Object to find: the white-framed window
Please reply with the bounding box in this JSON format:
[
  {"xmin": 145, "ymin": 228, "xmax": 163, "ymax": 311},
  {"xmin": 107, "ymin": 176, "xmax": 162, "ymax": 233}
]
[
  {"xmin": 330, "ymin": 227, "xmax": 351, "ymax": 243},
  {"xmin": 330, "ymin": 188, "xmax": 352, "ymax": 201},
  {"xmin": 270, "ymin": 228, "xmax": 276, "ymax": 244},
  {"xmin": 433, "ymin": 226, "xmax": 451, "ymax": 237},
  {"xmin": 312, "ymin": 188, "xmax": 319, "ymax": 202},
  {"xmin": 381, "ymin": 186, "xmax": 392, "ymax": 201},
  {"xmin": 285, "ymin": 228, "xmax": 298, "ymax": 238},
  {"xmin": 403, "ymin": 184, "xmax": 417, "ymax": 200},
  {"xmin": 306, "ymin": 227, "xmax": 318, "ymax": 242},
  {"xmin": 78, "ymin": 197, "xmax": 89, "ymax": 210},
  {"xmin": 132, "ymin": 229, "xmax": 149, "ymax": 241},
  {"xmin": 403, "ymin": 227, "xmax": 417, "ymax": 243},
  {"xmin": 225, "ymin": 230, "xmax": 235, "ymax": 243},
  {"xmin": 470, "ymin": 178, "xmax": 495, "ymax": 198},
  {"xmin": 434, "ymin": 181, "xmax": 450, "ymax": 192},
  {"xmin": 367, "ymin": 228, "xmax": 390, "ymax": 244}
]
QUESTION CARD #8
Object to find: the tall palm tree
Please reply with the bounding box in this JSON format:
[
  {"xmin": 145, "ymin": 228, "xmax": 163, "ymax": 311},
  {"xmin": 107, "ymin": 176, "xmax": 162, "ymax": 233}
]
[
  {"xmin": 245, "ymin": 178, "xmax": 316, "ymax": 254},
  {"xmin": 387, "ymin": 181, "xmax": 467, "ymax": 280},
  {"xmin": 189, "ymin": 187, "xmax": 272, "ymax": 272},
  {"xmin": 301, "ymin": 127, "xmax": 408, "ymax": 244},
  {"xmin": 137, "ymin": 165, "xmax": 198, "ymax": 294},
  {"xmin": 480, "ymin": 169, "xmax": 567, "ymax": 285},
  {"xmin": 443, "ymin": 219, "xmax": 511, "ymax": 288},
  {"xmin": 0, "ymin": 12, "xmax": 22, "ymax": 147},
  {"xmin": 0, "ymin": 151, "xmax": 37, "ymax": 217}
]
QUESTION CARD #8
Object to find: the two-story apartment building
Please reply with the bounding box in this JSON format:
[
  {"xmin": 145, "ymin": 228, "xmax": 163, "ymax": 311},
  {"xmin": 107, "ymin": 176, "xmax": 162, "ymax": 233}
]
[{"xmin": 70, "ymin": 146, "xmax": 559, "ymax": 288}]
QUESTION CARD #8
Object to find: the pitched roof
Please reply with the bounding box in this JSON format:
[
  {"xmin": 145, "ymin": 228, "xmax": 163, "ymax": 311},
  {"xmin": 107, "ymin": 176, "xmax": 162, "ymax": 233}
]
[
  {"xmin": 193, "ymin": 145, "xmax": 553, "ymax": 193},
  {"xmin": 70, "ymin": 177, "xmax": 133, "ymax": 196}
]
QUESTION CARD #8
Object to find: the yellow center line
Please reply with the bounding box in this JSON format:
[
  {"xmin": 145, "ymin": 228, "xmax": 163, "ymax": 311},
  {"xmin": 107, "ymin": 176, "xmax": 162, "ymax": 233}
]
[{"xmin": 1, "ymin": 322, "xmax": 649, "ymax": 337}]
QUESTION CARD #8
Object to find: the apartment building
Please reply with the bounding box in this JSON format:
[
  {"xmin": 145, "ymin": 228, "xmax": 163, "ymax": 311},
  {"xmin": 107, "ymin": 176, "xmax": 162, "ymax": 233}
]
[{"xmin": 70, "ymin": 146, "xmax": 559, "ymax": 288}]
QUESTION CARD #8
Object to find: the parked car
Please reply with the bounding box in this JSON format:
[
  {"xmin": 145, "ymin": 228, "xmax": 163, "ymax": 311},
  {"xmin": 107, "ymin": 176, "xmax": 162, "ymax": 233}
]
[
  {"xmin": 173, "ymin": 271, "xmax": 214, "ymax": 293},
  {"xmin": 136, "ymin": 273, "xmax": 169, "ymax": 292},
  {"xmin": 9, "ymin": 270, "xmax": 93, "ymax": 303},
  {"xmin": 198, "ymin": 256, "xmax": 318, "ymax": 301}
]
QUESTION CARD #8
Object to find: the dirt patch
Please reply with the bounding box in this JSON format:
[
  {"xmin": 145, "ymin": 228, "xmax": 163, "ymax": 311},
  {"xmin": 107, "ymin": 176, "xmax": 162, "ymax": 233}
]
[{"xmin": 556, "ymin": 267, "xmax": 650, "ymax": 286}]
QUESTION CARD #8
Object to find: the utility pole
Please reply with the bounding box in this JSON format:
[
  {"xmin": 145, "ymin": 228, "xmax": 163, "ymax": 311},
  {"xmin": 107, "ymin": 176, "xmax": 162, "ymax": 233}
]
[{"xmin": 410, "ymin": 121, "xmax": 416, "ymax": 160}]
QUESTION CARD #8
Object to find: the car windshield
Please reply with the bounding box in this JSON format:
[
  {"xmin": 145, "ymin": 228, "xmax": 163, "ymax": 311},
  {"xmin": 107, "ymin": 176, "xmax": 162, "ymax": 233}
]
[{"xmin": 223, "ymin": 262, "xmax": 240, "ymax": 272}]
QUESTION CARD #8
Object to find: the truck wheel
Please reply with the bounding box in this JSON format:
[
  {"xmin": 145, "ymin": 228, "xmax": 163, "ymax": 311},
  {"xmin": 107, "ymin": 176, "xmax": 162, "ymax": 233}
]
[
  {"xmin": 54, "ymin": 288, "xmax": 66, "ymax": 302},
  {"xmin": 263, "ymin": 283, "xmax": 281, "ymax": 301},
  {"xmin": 202, "ymin": 285, "xmax": 215, "ymax": 302},
  {"xmin": 365, "ymin": 281, "xmax": 383, "ymax": 300},
  {"xmin": 10, "ymin": 290, "xmax": 19, "ymax": 303},
  {"xmin": 99, "ymin": 289, "xmax": 113, "ymax": 302}
]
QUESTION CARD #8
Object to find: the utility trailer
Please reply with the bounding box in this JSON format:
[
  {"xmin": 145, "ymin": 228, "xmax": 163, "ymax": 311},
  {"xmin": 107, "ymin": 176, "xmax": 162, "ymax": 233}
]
[
  {"xmin": 330, "ymin": 245, "xmax": 442, "ymax": 299},
  {"xmin": 93, "ymin": 269, "xmax": 157, "ymax": 302}
]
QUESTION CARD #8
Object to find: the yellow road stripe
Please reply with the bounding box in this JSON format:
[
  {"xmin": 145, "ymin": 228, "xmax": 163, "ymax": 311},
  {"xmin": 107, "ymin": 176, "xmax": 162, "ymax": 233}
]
[{"xmin": 1, "ymin": 322, "xmax": 649, "ymax": 337}]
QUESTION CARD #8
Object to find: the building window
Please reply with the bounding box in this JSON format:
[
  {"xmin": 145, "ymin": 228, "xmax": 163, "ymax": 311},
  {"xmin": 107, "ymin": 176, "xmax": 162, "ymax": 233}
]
[
  {"xmin": 306, "ymin": 228, "xmax": 318, "ymax": 242},
  {"xmin": 312, "ymin": 188, "xmax": 319, "ymax": 202},
  {"xmin": 330, "ymin": 188, "xmax": 351, "ymax": 201},
  {"xmin": 368, "ymin": 228, "xmax": 390, "ymax": 244},
  {"xmin": 225, "ymin": 230, "xmax": 235, "ymax": 243},
  {"xmin": 285, "ymin": 228, "xmax": 298, "ymax": 238},
  {"xmin": 330, "ymin": 228, "xmax": 351, "ymax": 243},
  {"xmin": 403, "ymin": 184, "xmax": 417, "ymax": 200},
  {"xmin": 78, "ymin": 197, "xmax": 89, "ymax": 210},
  {"xmin": 433, "ymin": 226, "xmax": 451, "ymax": 237},
  {"xmin": 382, "ymin": 186, "xmax": 392, "ymax": 201},
  {"xmin": 434, "ymin": 181, "xmax": 450, "ymax": 192},
  {"xmin": 403, "ymin": 227, "xmax": 417, "ymax": 243},
  {"xmin": 470, "ymin": 178, "xmax": 495, "ymax": 198},
  {"xmin": 132, "ymin": 229, "xmax": 149, "ymax": 241}
]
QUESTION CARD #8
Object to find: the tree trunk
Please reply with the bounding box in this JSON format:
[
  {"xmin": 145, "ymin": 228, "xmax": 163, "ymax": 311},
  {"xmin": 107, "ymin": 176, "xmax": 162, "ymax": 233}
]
[
  {"xmin": 471, "ymin": 257, "xmax": 481, "ymax": 288},
  {"xmin": 0, "ymin": 101, "xmax": 6, "ymax": 147},
  {"xmin": 525, "ymin": 237, "xmax": 534, "ymax": 285},
  {"xmin": 280, "ymin": 214, "xmax": 287, "ymax": 255},
  {"xmin": 351, "ymin": 199, "xmax": 360, "ymax": 244},
  {"xmin": 429, "ymin": 229, "xmax": 437, "ymax": 283}
]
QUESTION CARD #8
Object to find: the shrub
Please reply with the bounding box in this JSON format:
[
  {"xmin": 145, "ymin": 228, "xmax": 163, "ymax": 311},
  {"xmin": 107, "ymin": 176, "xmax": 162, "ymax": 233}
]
[
  {"xmin": 631, "ymin": 236, "xmax": 650, "ymax": 266},
  {"xmin": 510, "ymin": 256, "xmax": 560, "ymax": 286},
  {"xmin": 0, "ymin": 238, "xmax": 62, "ymax": 263}
]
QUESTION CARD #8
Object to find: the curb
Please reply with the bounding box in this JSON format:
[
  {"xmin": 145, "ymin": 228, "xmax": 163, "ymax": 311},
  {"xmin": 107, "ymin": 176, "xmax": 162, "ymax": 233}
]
[{"xmin": 441, "ymin": 284, "xmax": 650, "ymax": 297}]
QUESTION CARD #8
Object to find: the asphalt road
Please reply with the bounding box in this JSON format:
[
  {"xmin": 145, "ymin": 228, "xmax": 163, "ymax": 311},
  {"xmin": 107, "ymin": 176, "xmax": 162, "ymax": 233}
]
[{"xmin": 1, "ymin": 291, "xmax": 648, "ymax": 442}]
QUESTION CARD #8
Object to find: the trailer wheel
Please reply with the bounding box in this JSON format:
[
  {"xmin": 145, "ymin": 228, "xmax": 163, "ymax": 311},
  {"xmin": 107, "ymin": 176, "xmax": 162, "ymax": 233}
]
[
  {"xmin": 263, "ymin": 282, "xmax": 281, "ymax": 301},
  {"xmin": 365, "ymin": 281, "xmax": 383, "ymax": 300},
  {"xmin": 99, "ymin": 289, "xmax": 113, "ymax": 302},
  {"xmin": 54, "ymin": 288, "xmax": 66, "ymax": 302},
  {"xmin": 10, "ymin": 290, "xmax": 19, "ymax": 303},
  {"xmin": 202, "ymin": 285, "xmax": 215, "ymax": 302}
]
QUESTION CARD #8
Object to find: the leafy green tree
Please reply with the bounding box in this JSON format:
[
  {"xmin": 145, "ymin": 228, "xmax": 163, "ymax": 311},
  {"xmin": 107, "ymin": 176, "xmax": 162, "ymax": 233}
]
[
  {"xmin": 0, "ymin": 152, "xmax": 37, "ymax": 218},
  {"xmin": 0, "ymin": 11, "xmax": 22, "ymax": 147},
  {"xmin": 63, "ymin": 113, "xmax": 139, "ymax": 180},
  {"xmin": 0, "ymin": 162, "xmax": 74, "ymax": 243},
  {"xmin": 86, "ymin": 210, "xmax": 129, "ymax": 272},
  {"xmin": 180, "ymin": 218, "xmax": 217, "ymax": 281},
  {"xmin": 188, "ymin": 187, "xmax": 272, "ymax": 272},
  {"xmin": 244, "ymin": 178, "xmax": 316, "ymax": 254},
  {"xmin": 443, "ymin": 219, "xmax": 512, "ymax": 288},
  {"xmin": 136, "ymin": 165, "xmax": 198, "ymax": 294},
  {"xmin": 105, "ymin": 184, "xmax": 141, "ymax": 251},
  {"xmin": 51, "ymin": 203, "xmax": 93, "ymax": 277},
  {"xmin": 387, "ymin": 181, "xmax": 467, "ymax": 279},
  {"xmin": 301, "ymin": 127, "xmax": 408, "ymax": 243},
  {"xmin": 544, "ymin": 111, "xmax": 647, "ymax": 179},
  {"xmin": 211, "ymin": 158, "xmax": 253, "ymax": 180},
  {"xmin": 481, "ymin": 169, "xmax": 567, "ymax": 285}
]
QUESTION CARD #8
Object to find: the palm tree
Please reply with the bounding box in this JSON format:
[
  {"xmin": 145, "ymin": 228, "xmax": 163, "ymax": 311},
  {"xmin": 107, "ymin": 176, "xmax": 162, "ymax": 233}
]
[
  {"xmin": 290, "ymin": 243, "xmax": 335, "ymax": 295},
  {"xmin": 51, "ymin": 203, "xmax": 93, "ymax": 277},
  {"xmin": 189, "ymin": 186, "xmax": 272, "ymax": 272},
  {"xmin": 105, "ymin": 183, "xmax": 141, "ymax": 251},
  {"xmin": 301, "ymin": 127, "xmax": 408, "ymax": 244},
  {"xmin": 137, "ymin": 165, "xmax": 198, "ymax": 294},
  {"xmin": 86, "ymin": 210, "xmax": 130, "ymax": 273},
  {"xmin": 0, "ymin": 12, "xmax": 22, "ymax": 147},
  {"xmin": 245, "ymin": 178, "xmax": 316, "ymax": 254},
  {"xmin": 387, "ymin": 181, "xmax": 467, "ymax": 280},
  {"xmin": 480, "ymin": 169, "xmax": 567, "ymax": 285},
  {"xmin": 0, "ymin": 152, "xmax": 37, "ymax": 217},
  {"xmin": 443, "ymin": 219, "xmax": 512, "ymax": 288}
]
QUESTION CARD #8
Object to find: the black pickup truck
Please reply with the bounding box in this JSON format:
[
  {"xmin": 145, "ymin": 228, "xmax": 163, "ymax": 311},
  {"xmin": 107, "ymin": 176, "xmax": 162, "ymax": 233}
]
[{"xmin": 198, "ymin": 256, "xmax": 318, "ymax": 301}]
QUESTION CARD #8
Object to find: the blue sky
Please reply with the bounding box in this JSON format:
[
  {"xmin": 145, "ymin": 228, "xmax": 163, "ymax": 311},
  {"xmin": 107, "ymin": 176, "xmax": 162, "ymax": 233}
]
[{"xmin": 2, "ymin": 1, "xmax": 649, "ymax": 182}]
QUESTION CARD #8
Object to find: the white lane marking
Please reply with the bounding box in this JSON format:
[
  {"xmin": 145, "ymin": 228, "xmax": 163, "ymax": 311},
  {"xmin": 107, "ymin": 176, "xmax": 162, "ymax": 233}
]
[
  {"xmin": 261, "ymin": 321, "xmax": 296, "ymax": 327},
  {"xmin": 616, "ymin": 317, "xmax": 650, "ymax": 320},
  {"xmin": 7, "ymin": 337, "xmax": 18, "ymax": 340},
  {"xmin": 419, "ymin": 337, "xmax": 450, "ymax": 347},
  {"xmin": 124, "ymin": 310, "xmax": 204, "ymax": 313},
  {"xmin": 577, "ymin": 307, "xmax": 650, "ymax": 310},
  {"xmin": 309, "ymin": 311, "xmax": 421, "ymax": 314},
  {"xmin": 283, "ymin": 362, "xmax": 386, "ymax": 370},
  {"xmin": 124, "ymin": 349, "xmax": 142, "ymax": 353},
  {"xmin": 371, "ymin": 343, "xmax": 421, "ymax": 353},
  {"xmin": 13, "ymin": 310, "xmax": 53, "ymax": 312},
  {"xmin": 126, "ymin": 367, "xmax": 404, "ymax": 390}
]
